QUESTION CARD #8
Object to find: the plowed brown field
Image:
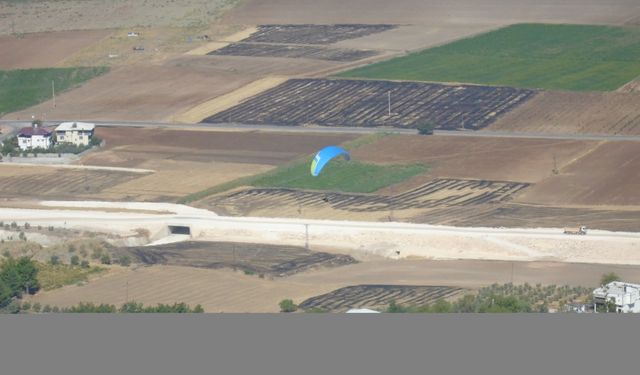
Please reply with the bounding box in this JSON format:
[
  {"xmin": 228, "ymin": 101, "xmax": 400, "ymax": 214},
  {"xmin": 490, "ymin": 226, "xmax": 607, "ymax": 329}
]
[
  {"xmin": 488, "ymin": 91, "xmax": 640, "ymax": 135},
  {"xmin": 516, "ymin": 142, "xmax": 640, "ymax": 206},
  {"xmin": 0, "ymin": 30, "xmax": 111, "ymax": 69},
  {"xmin": 352, "ymin": 135, "xmax": 596, "ymax": 184}
]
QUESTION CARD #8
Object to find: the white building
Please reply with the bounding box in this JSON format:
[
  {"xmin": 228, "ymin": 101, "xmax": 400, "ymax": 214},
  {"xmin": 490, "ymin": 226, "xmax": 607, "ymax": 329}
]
[
  {"xmin": 17, "ymin": 126, "xmax": 53, "ymax": 151},
  {"xmin": 593, "ymin": 281, "xmax": 640, "ymax": 313},
  {"xmin": 346, "ymin": 308, "xmax": 380, "ymax": 313},
  {"xmin": 55, "ymin": 122, "xmax": 95, "ymax": 146}
]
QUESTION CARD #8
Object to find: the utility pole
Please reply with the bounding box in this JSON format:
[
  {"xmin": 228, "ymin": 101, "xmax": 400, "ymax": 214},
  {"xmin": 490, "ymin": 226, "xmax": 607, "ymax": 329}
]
[
  {"xmin": 511, "ymin": 262, "xmax": 514, "ymax": 284},
  {"xmin": 52, "ymin": 80, "xmax": 56, "ymax": 108}
]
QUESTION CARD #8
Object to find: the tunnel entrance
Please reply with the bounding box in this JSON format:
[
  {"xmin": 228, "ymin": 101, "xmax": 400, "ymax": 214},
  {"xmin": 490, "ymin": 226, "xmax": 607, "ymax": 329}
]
[{"xmin": 168, "ymin": 225, "xmax": 191, "ymax": 236}]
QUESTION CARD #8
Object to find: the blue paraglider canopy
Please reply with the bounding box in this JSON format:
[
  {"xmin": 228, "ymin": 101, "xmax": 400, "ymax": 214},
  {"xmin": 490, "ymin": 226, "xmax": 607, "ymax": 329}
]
[{"xmin": 310, "ymin": 146, "xmax": 350, "ymax": 176}]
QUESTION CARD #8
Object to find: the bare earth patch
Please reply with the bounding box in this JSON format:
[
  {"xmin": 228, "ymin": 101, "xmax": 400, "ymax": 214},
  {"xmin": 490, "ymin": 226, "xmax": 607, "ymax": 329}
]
[{"xmin": 0, "ymin": 30, "xmax": 111, "ymax": 69}]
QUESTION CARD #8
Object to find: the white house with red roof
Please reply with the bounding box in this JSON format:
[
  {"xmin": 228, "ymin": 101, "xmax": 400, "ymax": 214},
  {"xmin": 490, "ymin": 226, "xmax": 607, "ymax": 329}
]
[{"xmin": 17, "ymin": 125, "xmax": 53, "ymax": 151}]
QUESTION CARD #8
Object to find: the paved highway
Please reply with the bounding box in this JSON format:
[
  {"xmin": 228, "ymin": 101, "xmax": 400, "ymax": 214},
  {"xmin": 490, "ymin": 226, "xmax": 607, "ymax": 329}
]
[{"xmin": 2, "ymin": 119, "xmax": 640, "ymax": 142}]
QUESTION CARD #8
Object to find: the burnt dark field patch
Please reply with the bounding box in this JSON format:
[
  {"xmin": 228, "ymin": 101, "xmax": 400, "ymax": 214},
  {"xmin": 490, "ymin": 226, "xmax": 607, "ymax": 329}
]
[
  {"xmin": 299, "ymin": 285, "xmax": 464, "ymax": 312},
  {"xmin": 203, "ymin": 78, "xmax": 536, "ymax": 130},
  {"xmin": 211, "ymin": 178, "xmax": 531, "ymax": 214},
  {"xmin": 118, "ymin": 241, "xmax": 357, "ymax": 277},
  {"xmin": 242, "ymin": 24, "xmax": 396, "ymax": 44},
  {"xmin": 208, "ymin": 43, "xmax": 379, "ymax": 62}
]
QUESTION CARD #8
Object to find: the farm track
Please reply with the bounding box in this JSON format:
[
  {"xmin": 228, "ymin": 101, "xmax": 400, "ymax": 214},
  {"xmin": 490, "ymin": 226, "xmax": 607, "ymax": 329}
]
[
  {"xmin": 242, "ymin": 24, "xmax": 397, "ymax": 44},
  {"xmin": 204, "ymin": 79, "xmax": 536, "ymax": 130},
  {"xmin": 209, "ymin": 43, "xmax": 379, "ymax": 61},
  {"xmin": 299, "ymin": 285, "xmax": 464, "ymax": 312},
  {"xmin": 212, "ymin": 178, "xmax": 530, "ymax": 214}
]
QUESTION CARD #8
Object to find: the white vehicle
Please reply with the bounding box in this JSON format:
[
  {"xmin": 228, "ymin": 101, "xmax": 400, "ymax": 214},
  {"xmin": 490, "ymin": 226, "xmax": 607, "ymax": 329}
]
[
  {"xmin": 564, "ymin": 225, "xmax": 587, "ymax": 235},
  {"xmin": 127, "ymin": 32, "xmax": 139, "ymax": 37}
]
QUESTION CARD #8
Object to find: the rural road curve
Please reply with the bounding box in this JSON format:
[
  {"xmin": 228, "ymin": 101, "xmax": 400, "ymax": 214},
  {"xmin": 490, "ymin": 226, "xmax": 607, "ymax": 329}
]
[
  {"xmin": 2, "ymin": 201, "xmax": 640, "ymax": 265},
  {"xmin": 2, "ymin": 120, "xmax": 640, "ymax": 142}
]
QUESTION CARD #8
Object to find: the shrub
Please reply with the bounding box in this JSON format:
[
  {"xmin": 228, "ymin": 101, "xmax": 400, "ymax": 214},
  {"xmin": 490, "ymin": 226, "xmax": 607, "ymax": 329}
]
[
  {"xmin": 32, "ymin": 302, "xmax": 41, "ymax": 312},
  {"xmin": 91, "ymin": 248, "xmax": 103, "ymax": 259},
  {"xmin": 80, "ymin": 260, "xmax": 90, "ymax": 269},
  {"xmin": 119, "ymin": 255, "xmax": 131, "ymax": 267},
  {"xmin": 279, "ymin": 299, "xmax": 298, "ymax": 313},
  {"xmin": 49, "ymin": 255, "xmax": 60, "ymax": 266},
  {"xmin": 600, "ymin": 272, "xmax": 621, "ymax": 286},
  {"xmin": 21, "ymin": 301, "xmax": 31, "ymax": 311},
  {"xmin": 70, "ymin": 255, "xmax": 80, "ymax": 266},
  {"xmin": 100, "ymin": 254, "xmax": 111, "ymax": 265},
  {"xmin": 42, "ymin": 304, "xmax": 52, "ymax": 313}
]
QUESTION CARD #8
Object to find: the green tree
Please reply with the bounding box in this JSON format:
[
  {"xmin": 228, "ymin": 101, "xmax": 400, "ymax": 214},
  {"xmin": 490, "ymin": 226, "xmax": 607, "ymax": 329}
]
[
  {"xmin": 1, "ymin": 256, "xmax": 39, "ymax": 298},
  {"xmin": 387, "ymin": 300, "xmax": 408, "ymax": 313},
  {"xmin": 279, "ymin": 299, "xmax": 298, "ymax": 313},
  {"xmin": 453, "ymin": 294, "xmax": 477, "ymax": 313},
  {"xmin": 0, "ymin": 281, "xmax": 13, "ymax": 309},
  {"xmin": 430, "ymin": 299, "xmax": 453, "ymax": 313},
  {"xmin": 417, "ymin": 122, "xmax": 435, "ymax": 135},
  {"xmin": 70, "ymin": 255, "xmax": 80, "ymax": 266},
  {"xmin": 600, "ymin": 272, "xmax": 621, "ymax": 286}
]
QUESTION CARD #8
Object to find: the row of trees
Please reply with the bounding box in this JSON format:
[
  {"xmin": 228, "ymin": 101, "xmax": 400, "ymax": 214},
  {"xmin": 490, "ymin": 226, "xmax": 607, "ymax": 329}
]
[
  {"xmin": 0, "ymin": 257, "xmax": 39, "ymax": 310},
  {"xmin": 51, "ymin": 301, "xmax": 204, "ymax": 313},
  {"xmin": 387, "ymin": 294, "xmax": 535, "ymax": 313}
]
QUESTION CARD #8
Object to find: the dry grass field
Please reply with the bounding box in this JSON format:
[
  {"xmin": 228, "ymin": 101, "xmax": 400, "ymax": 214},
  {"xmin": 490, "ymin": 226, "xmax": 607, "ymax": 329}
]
[
  {"xmin": 224, "ymin": 0, "xmax": 639, "ymax": 26},
  {"xmin": 0, "ymin": 0, "xmax": 236, "ymax": 35},
  {"xmin": 28, "ymin": 259, "xmax": 640, "ymax": 312},
  {"xmin": 3, "ymin": 55, "xmax": 338, "ymax": 122}
]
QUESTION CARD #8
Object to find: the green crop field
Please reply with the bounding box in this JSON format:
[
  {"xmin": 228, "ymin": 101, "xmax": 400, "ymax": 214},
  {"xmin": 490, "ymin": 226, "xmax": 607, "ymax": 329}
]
[
  {"xmin": 251, "ymin": 159, "xmax": 428, "ymax": 193},
  {"xmin": 0, "ymin": 67, "xmax": 109, "ymax": 116},
  {"xmin": 338, "ymin": 24, "xmax": 640, "ymax": 91}
]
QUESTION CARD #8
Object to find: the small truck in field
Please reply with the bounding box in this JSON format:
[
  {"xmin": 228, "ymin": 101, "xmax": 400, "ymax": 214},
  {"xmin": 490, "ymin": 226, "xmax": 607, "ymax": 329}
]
[{"xmin": 564, "ymin": 225, "xmax": 587, "ymax": 235}]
